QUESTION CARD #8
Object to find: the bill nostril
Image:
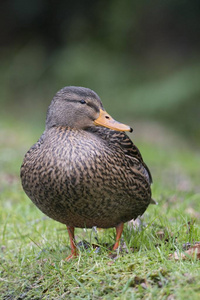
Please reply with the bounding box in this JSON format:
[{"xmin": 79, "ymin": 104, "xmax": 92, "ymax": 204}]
[{"xmin": 105, "ymin": 116, "xmax": 110, "ymax": 119}]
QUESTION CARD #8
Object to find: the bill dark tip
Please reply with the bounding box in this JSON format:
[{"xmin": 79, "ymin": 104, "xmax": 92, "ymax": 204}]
[{"xmin": 130, "ymin": 127, "xmax": 133, "ymax": 133}]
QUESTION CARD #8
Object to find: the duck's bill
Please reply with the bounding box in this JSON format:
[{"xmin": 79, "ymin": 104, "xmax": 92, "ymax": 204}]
[{"xmin": 94, "ymin": 109, "xmax": 133, "ymax": 132}]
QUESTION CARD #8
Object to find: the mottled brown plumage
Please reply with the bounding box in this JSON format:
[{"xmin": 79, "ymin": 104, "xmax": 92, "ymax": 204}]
[{"xmin": 20, "ymin": 86, "xmax": 153, "ymax": 259}]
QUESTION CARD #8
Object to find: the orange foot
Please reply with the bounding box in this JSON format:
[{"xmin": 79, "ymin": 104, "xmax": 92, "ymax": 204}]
[
  {"xmin": 108, "ymin": 223, "xmax": 124, "ymax": 258},
  {"xmin": 65, "ymin": 225, "xmax": 78, "ymax": 261},
  {"xmin": 112, "ymin": 223, "xmax": 124, "ymax": 250},
  {"xmin": 66, "ymin": 250, "xmax": 78, "ymax": 261}
]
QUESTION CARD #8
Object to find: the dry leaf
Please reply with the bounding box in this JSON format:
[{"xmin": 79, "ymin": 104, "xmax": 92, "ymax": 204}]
[
  {"xmin": 156, "ymin": 228, "xmax": 173, "ymax": 242},
  {"xmin": 185, "ymin": 244, "xmax": 200, "ymax": 259},
  {"xmin": 107, "ymin": 261, "xmax": 115, "ymax": 266},
  {"xmin": 156, "ymin": 230, "xmax": 165, "ymax": 240},
  {"xmin": 169, "ymin": 251, "xmax": 186, "ymax": 260},
  {"xmin": 169, "ymin": 243, "xmax": 200, "ymax": 260}
]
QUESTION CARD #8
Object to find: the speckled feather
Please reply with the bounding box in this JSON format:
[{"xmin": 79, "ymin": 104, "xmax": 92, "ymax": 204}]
[
  {"xmin": 21, "ymin": 125, "xmax": 151, "ymax": 228},
  {"xmin": 20, "ymin": 86, "xmax": 152, "ymax": 232}
]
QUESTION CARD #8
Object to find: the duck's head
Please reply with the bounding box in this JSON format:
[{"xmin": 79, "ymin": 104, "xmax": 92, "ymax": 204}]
[{"xmin": 46, "ymin": 86, "xmax": 133, "ymax": 132}]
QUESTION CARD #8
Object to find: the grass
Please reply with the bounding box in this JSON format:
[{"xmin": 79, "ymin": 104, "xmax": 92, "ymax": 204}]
[{"xmin": 0, "ymin": 119, "xmax": 200, "ymax": 299}]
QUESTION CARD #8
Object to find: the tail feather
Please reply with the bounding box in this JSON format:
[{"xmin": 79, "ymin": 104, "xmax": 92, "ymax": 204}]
[{"xmin": 150, "ymin": 198, "xmax": 158, "ymax": 205}]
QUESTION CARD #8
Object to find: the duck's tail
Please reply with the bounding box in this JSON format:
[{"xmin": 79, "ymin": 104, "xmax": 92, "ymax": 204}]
[{"xmin": 150, "ymin": 198, "xmax": 158, "ymax": 205}]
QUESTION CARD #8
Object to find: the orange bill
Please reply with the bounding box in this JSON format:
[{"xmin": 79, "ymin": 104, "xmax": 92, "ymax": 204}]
[{"xmin": 94, "ymin": 109, "xmax": 133, "ymax": 132}]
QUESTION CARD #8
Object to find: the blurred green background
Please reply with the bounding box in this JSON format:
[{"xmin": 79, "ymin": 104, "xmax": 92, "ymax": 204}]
[{"xmin": 0, "ymin": 0, "xmax": 200, "ymax": 146}]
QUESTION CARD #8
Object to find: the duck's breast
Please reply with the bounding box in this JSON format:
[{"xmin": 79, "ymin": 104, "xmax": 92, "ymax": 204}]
[{"xmin": 21, "ymin": 127, "xmax": 151, "ymax": 228}]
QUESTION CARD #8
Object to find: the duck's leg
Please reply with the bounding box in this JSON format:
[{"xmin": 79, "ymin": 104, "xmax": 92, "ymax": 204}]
[
  {"xmin": 66, "ymin": 226, "xmax": 78, "ymax": 260},
  {"xmin": 112, "ymin": 222, "xmax": 124, "ymax": 250}
]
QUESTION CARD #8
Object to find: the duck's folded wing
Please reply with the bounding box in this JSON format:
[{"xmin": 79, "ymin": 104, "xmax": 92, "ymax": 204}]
[
  {"xmin": 106, "ymin": 130, "xmax": 153, "ymax": 184},
  {"xmin": 89, "ymin": 127, "xmax": 153, "ymax": 184}
]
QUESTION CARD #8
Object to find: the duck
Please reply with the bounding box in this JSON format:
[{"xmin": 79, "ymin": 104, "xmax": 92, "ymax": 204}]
[{"xmin": 20, "ymin": 86, "xmax": 153, "ymax": 260}]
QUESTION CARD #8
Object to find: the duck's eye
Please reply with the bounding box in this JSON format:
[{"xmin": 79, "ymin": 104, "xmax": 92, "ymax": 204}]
[{"xmin": 80, "ymin": 100, "xmax": 86, "ymax": 104}]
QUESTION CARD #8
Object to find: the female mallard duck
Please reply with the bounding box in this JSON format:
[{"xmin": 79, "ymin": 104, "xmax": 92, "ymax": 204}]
[{"xmin": 20, "ymin": 86, "xmax": 153, "ymax": 260}]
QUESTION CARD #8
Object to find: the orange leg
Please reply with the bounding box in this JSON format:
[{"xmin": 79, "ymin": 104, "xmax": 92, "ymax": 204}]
[
  {"xmin": 112, "ymin": 223, "xmax": 124, "ymax": 250},
  {"xmin": 66, "ymin": 226, "xmax": 78, "ymax": 261}
]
